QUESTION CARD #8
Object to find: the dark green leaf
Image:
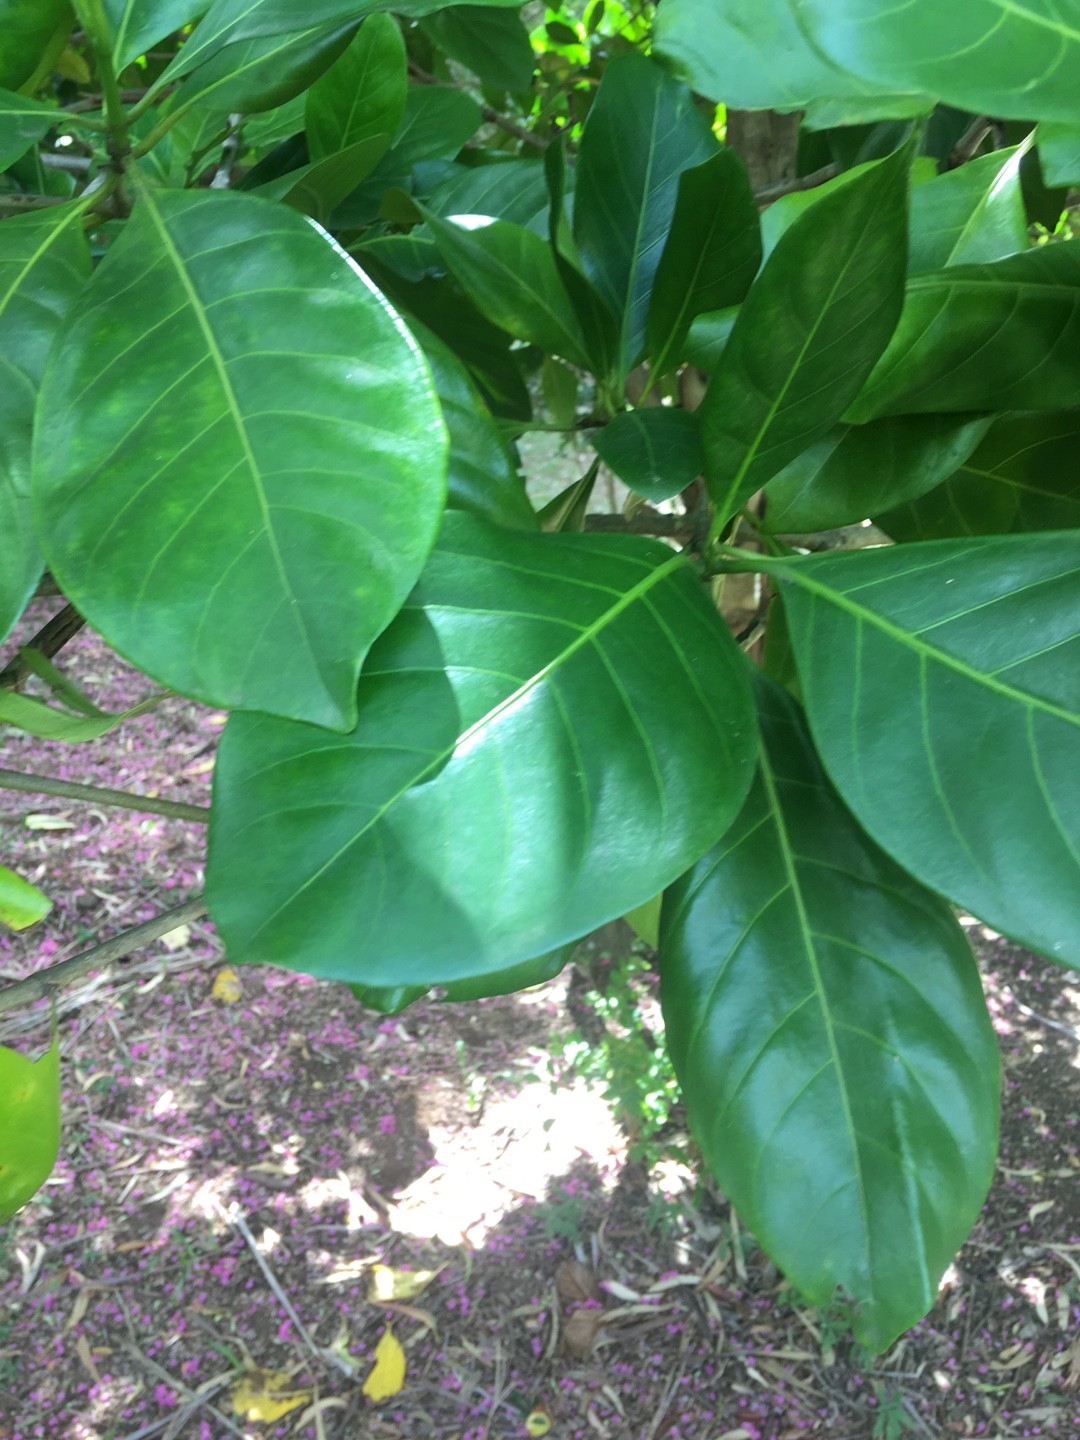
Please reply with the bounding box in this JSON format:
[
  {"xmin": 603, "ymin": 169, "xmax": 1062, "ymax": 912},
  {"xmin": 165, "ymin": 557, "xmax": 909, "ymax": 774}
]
[
  {"xmin": 759, "ymin": 535, "xmax": 1080, "ymax": 966},
  {"xmin": 208, "ymin": 513, "xmax": 758, "ymax": 986},
  {"xmin": 545, "ymin": 137, "xmax": 618, "ymax": 379},
  {"xmin": 0, "ymin": 1033, "xmax": 60, "ymax": 1220},
  {"xmin": 0, "ymin": 204, "xmax": 90, "ymax": 643},
  {"xmin": 34, "ymin": 189, "xmax": 446, "ymax": 729},
  {"xmin": 252, "ymin": 135, "xmax": 390, "ymax": 222},
  {"xmin": 171, "ymin": 18, "xmax": 358, "ymax": 116},
  {"xmin": 684, "ymin": 306, "xmax": 737, "ymax": 372},
  {"xmin": 422, "ymin": 6, "xmax": 535, "ymax": 92},
  {"xmin": 847, "ymin": 244, "xmax": 1080, "ymax": 420},
  {"xmin": 573, "ymin": 53, "xmax": 717, "ymax": 375},
  {"xmin": 305, "ymin": 13, "xmax": 405, "ymax": 162},
  {"xmin": 421, "ymin": 208, "xmax": 590, "ymax": 367},
  {"xmin": 0, "ymin": 0, "xmax": 70, "ymax": 90},
  {"xmin": 661, "ymin": 673, "xmax": 999, "ymax": 1351},
  {"xmin": 0, "ymin": 88, "xmax": 59, "ymax": 172},
  {"xmin": 700, "ymin": 145, "xmax": 909, "ymax": 529},
  {"xmin": 102, "ymin": 0, "xmax": 206, "ymax": 70},
  {"xmin": 427, "ymin": 157, "xmax": 549, "ymax": 229},
  {"xmin": 1038, "ymin": 121, "xmax": 1080, "ymax": 186},
  {"xmin": 763, "ymin": 415, "xmax": 991, "ymax": 534},
  {"xmin": 647, "ymin": 150, "xmax": 761, "ymax": 379},
  {"xmin": 909, "ymin": 146, "xmax": 1029, "ymax": 274},
  {"xmin": 537, "ymin": 460, "xmax": 599, "ymax": 533},
  {"xmin": 409, "ymin": 320, "xmax": 536, "ymax": 531},
  {"xmin": 878, "ymin": 414, "xmax": 1080, "ymax": 541},
  {"xmin": 593, "ymin": 409, "xmax": 704, "ymax": 503}
]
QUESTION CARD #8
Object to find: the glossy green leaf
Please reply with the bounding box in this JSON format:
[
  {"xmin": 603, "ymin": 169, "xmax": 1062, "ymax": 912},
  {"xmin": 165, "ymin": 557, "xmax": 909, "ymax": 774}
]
[
  {"xmin": 756, "ymin": 535, "xmax": 1080, "ymax": 965},
  {"xmin": 0, "ymin": 865, "xmax": 51, "ymax": 930},
  {"xmin": 647, "ymin": 151, "xmax": 761, "ymax": 379},
  {"xmin": 421, "ymin": 208, "xmax": 590, "ymax": 367},
  {"xmin": 573, "ymin": 53, "xmax": 717, "ymax": 375},
  {"xmin": 908, "ymin": 146, "xmax": 1030, "ymax": 274},
  {"xmin": 655, "ymin": 0, "xmax": 1078, "ymax": 123},
  {"xmin": 654, "ymin": 0, "xmax": 929, "ymax": 117},
  {"xmin": 700, "ymin": 145, "xmax": 909, "ymax": 530},
  {"xmin": 847, "ymin": 244, "xmax": 1080, "ymax": 421},
  {"xmin": 170, "ymin": 18, "xmax": 357, "ymax": 116},
  {"xmin": 1038, "ymin": 121, "xmax": 1080, "ymax": 186},
  {"xmin": 661, "ymin": 674, "xmax": 999, "ymax": 1351},
  {"xmin": 544, "ymin": 138, "xmax": 618, "ymax": 379},
  {"xmin": 409, "ymin": 320, "xmax": 535, "ymax": 531},
  {"xmin": 102, "ymin": 0, "xmax": 206, "ymax": 70},
  {"xmin": 305, "ymin": 13, "xmax": 405, "ymax": 162},
  {"xmin": 0, "ymin": 0, "xmax": 70, "ymax": 90},
  {"xmin": 593, "ymin": 409, "xmax": 704, "ymax": 503},
  {"xmin": 0, "ymin": 204, "xmax": 90, "ymax": 644},
  {"xmin": 253, "ymin": 135, "xmax": 390, "ymax": 223},
  {"xmin": 878, "ymin": 414, "xmax": 1080, "ymax": 541},
  {"xmin": 207, "ymin": 513, "xmax": 758, "ymax": 987},
  {"xmin": 350, "ymin": 946, "xmax": 571, "ymax": 1013},
  {"xmin": 34, "ymin": 188, "xmax": 446, "ymax": 730},
  {"xmin": 427, "ymin": 158, "xmax": 549, "ymax": 229},
  {"xmin": 684, "ymin": 307, "xmax": 737, "ymax": 373},
  {"xmin": 0, "ymin": 89, "xmax": 59, "ymax": 172},
  {"xmin": 422, "ymin": 6, "xmax": 535, "ymax": 92},
  {"xmin": 0, "ymin": 1032, "xmax": 60, "ymax": 1221},
  {"xmin": 763, "ymin": 415, "xmax": 991, "ymax": 534}
]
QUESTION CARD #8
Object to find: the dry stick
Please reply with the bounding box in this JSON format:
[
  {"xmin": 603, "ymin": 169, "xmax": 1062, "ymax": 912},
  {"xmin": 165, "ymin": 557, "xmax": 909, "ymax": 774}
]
[
  {"xmin": 0, "ymin": 602, "xmax": 86, "ymax": 689},
  {"xmin": 0, "ymin": 767, "xmax": 210, "ymax": 823},
  {"xmin": 754, "ymin": 162, "xmax": 840, "ymax": 208},
  {"xmin": 0, "ymin": 896, "xmax": 209, "ymax": 1015},
  {"xmin": 220, "ymin": 1202, "xmax": 358, "ymax": 1379}
]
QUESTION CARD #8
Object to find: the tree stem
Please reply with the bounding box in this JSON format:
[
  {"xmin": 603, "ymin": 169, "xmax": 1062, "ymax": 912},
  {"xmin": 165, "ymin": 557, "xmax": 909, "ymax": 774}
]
[
  {"xmin": 0, "ymin": 897, "xmax": 210, "ymax": 1015},
  {"xmin": 0, "ymin": 769, "xmax": 210, "ymax": 823},
  {"xmin": 72, "ymin": 0, "xmax": 131, "ymax": 170}
]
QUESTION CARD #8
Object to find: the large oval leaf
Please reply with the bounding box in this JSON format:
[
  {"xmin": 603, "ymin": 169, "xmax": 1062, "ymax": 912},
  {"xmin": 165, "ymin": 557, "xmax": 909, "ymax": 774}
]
[
  {"xmin": 34, "ymin": 188, "xmax": 446, "ymax": 729},
  {"xmin": 700, "ymin": 144, "xmax": 909, "ymax": 529},
  {"xmin": 847, "ymin": 240, "xmax": 1080, "ymax": 420},
  {"xmin": 877, "ymin": 414, "xmax": 1080, "ymax": 541},
  {"xmin": 0, "ymin": 203, "xmax": 90, "ymax": 642},
  {"xmin": 208, "ymin": 513, "xmax": 757, "ymax": 986},
  {"xmin": 0, "ymin": 1032, "xmax": 60, "ymax": 1221},
  {"xmin": 660, "ymin": 675, "xmax": 999, "ymax": 1351},
  {"xmin": 908, "ymin": 145, "xmax": 1029, "ymax": 275},
  {"xmin": 305, "ymin": 13, "xmax": 405, "ymax": 161},
  {"xmin": 758, "ymin": 535, "xmax": 1080, "ymax": 965}
]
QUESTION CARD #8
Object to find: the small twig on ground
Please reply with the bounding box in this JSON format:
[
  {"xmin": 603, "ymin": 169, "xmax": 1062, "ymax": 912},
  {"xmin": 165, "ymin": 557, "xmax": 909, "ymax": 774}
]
[
  {"xmin": 220, "ymin": 1202, "xmax": 358, "ymax": 1379},
  {"xmin": 0, "ymin": 767, "xmax": 210, "ymax": 823},
  {"xmin": 0, "ymin": 896, "xmax": 210, "ymax": 1015}
]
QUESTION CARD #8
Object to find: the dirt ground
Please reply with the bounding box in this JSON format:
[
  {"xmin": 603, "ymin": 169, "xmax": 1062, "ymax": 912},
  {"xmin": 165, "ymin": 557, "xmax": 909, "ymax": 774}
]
[{"xmin": 3, "ymin": 614, "xmax": 1080, "ymax": 1440}]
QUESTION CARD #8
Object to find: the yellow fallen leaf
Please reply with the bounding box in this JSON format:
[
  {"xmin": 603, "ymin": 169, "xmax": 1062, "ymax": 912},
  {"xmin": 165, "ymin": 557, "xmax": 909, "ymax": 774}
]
[
  {"xmin": 362, "ymin": 1328, "xmax": 406, "ymax": 1402},
  {"xmin": 525, "ymin": 1407, "xmax": 552, "ymax": 1436},
  {"xmin": 231, "ymin": 1368, "xmax": 310, "ymax": 1422},
  {"xmin": 370, "ymin": 1263, "xmax": 439, "ymax": 1302},
  {"xmin": 212, "ymin": 966, "xmax": 243, "ymax": 1003}
]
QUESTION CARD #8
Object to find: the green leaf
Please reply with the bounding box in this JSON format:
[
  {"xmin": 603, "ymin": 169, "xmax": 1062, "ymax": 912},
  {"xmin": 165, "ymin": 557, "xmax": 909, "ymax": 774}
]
[
  {"xmin": 757, "ymin": 535, "xmax": 1080, "ymax": 966},
  {"xmin": 409, "ymin": 320, "xmax": 535, "ymax": 531},
  {"xmin": 655, "ymin": 0, "xmax": 1078, "ymax": 123},
  {"xmin": 536, "ymin": 459, "xmax": 599, "ymax": 534},
  {"xmin": 762, "ymin": 415, "xmax": 991, "ymax": 534},
  {"xmin": 422, "ymin": 6, "xmax": 535, "ymax": 92},
  {"xmin": 908, "ymin": 146, "xmax": 1030, "ymax": 274},
  {"xmin": 593, "ymin": 409, "xmax": 704, "ymax": 503},
  {"xmin": 207, "ymin": 513, "xmax": 758, "ymax": 987},
  {"xmin": 544, "ymin": 138, "xmax": 618, "ymax": 379},
  {"xmin": 1038, "ymin": 121, "xmax": 1080, "ymax": 186},
  {"xmin": 573, "ymin": 53, "xmax": 717, "ymax": 375},
  {"xmin": 877, "ymin": 414, "xmax": 1080, "ymax": 541},
  {"xmin": 305, "ymin": 13, "xmax": 405, "ymax": 162},
  {"xmin": 700, "ymin": 144, "xmax": 909, "ymax": 530},
  {"xmin": 847, "ymin": 244, "xmax": 1080, "ymax": 421},
  {"xmin": 0, "ymin": 204, "xmax": 90, "ymax": 644},
  {"xmin": 0, "ymin": 685, "xmax": 164, "ymax": 742},
  {"xmin": 421, "ymin": 208, "xmax": 590, "ymax": 368},
  {"xmin": 541, "ymin": 355, "xmax": 577, "ymax": 429},
  {"xmin": 0, "ymin": 865, "xmax": 51, "ymax": 930},
  {"xmin": 169, "ymin": 17, "xmax": 358, "ymax": 116},
  {"xmin": 102, "ymin": 0, "xmax": 207, "ymax": 71},
  {"xmin": 427, "ymin": 157, "xmax": 549, "ymax": 229},
  {"xmin": 684, "ymin": 307, "xmax": 737, "ymax": 372},
  {"xmin": 0, "ymin": 0, "xmax": 70, "ymax": 90},
  {"xmin": 252, "ymin": 135, "xmax": 390, "ymax": 223},
  {"xmin": 660, "ymin": 673, "xmax": 999, "ymax": 1351},
  {"xmin": 34, "ymin": 188, "xmax": 446, "ymax": 730},
  {"xmin": 349, "ymin": 946, "xmax": 572, "ymax": 1013},
  {"xmin": 647, "ymin": 151, "xmax": 761, "ymax": 379},
  {"xmin": 0, "ymin": 88, "xmax": 59, "ymax": 172},
  {"xmin": 0, "ymin": 1032, "xmax": 60, "ymax": 1220}
]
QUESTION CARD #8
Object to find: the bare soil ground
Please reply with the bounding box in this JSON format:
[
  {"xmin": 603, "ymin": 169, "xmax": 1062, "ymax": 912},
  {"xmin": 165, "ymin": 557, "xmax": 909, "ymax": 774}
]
[{"xmin": 2, "ymin": 613, "xmax": 1080, "ymax": 1440}]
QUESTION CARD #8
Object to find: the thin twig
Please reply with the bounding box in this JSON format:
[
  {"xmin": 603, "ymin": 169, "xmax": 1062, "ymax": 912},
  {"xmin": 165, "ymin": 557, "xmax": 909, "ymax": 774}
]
[
  {"xmin": 0, "ymin": 768, "xmax": 210, "ymax": 823},
  {"xmin": 0, "ymin": 897, "xmax": 209, "ymax": 1015},
  {"xmin": 0, "ymin": 603, "xmax": 85, "ymax": 689},
  {"xmin": 583, "ymin": 511, "xmax": 692, "ymax": 537},
  {"xmin": 754, "ymin": 162, "xmax": 840, "ymax": 207},
  {"xmin": 948, "ymin": 116, "xmax": 993, "ymax": 168},
  {"xmin": 220, "ymin": 1202, "xmax": 357, "ymax": 1379}
]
